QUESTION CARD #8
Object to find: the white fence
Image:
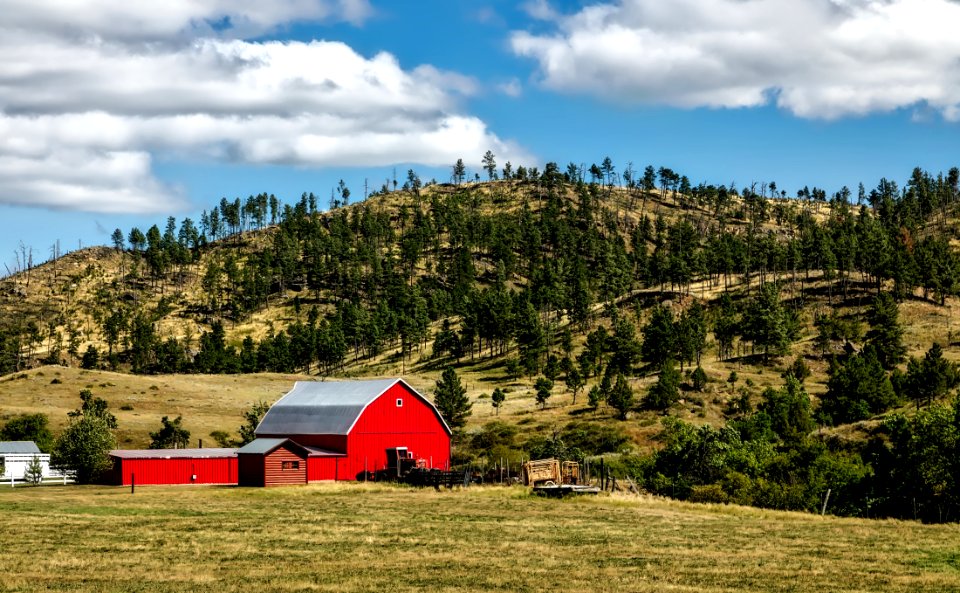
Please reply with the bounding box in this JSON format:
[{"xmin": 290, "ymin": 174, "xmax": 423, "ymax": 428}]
[
  {"xmin": 5, "ymin": 473, "xmax": 75, "ymax": 487},
  {"xmin": 1, "ymin": 453, "xmax": 75, "ymax": 486}
]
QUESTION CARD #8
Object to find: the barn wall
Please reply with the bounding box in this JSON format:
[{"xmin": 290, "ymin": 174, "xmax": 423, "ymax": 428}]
[
  {"xmin": 270, "ymin": 434, "xmax": 346, "ymax": 452},
  {"xmin": 238, "ymin": 455, "xmax": 265, "ymax": 487},
  {"xmin": 113, "ymin": 457, "xmax": 238, "ymax": 486},
  {"xmin": 307, "ymin": 456, "xmax": 343, "ymax": 481},
  {"xmin": 263, "ymin": 445, "xmax": 307, "ymax": 486},
  {"xmin": 343, "ymin": 383, "xmax": 451, "ymax": 479}
]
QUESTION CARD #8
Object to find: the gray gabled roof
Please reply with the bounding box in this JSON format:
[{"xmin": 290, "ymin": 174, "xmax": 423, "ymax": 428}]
[
  {"xmin": 237, "ymin": 438, "xmax": 311, "ymax": 457},
  {"xmin": 255, "ymin": 378, "xmax": 451, "ymax": 437},
  {"xmin": 236, "ymin": 438, "xmax": 289, "ymax": 455},
  {"xmin": 0, "ymin": 441, "xmax": 41, "ymax": 454}
]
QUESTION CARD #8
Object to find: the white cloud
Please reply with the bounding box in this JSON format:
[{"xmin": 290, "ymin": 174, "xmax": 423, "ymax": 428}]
[
  {"xmin": 0, "ymin": 2, "xmax": 529, "ymax": 214},
  {"xmin": 511, "ymin": 0, "xmax": 960, "ymax": 120},
  {"xmin": 498, "ymin": 78, "xmax": 523, "ymax": 98},
  {"xmin": 522, "ymin": 0, "xmax": 560, "ymax": 21},
  {"xmin": 2, "ymin": 0, "xmax": 374, "ymax": 40}
]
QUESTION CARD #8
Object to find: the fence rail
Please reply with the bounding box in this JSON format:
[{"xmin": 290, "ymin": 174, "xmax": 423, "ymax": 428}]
[{"xmin": 5, "ymin": 473, "xmax": 75, "ymax": 487}]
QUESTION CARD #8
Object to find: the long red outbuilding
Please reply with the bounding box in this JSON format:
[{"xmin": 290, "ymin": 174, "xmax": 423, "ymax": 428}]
[
  {"xmin": 108, "ymin": 378, "xmax": 452, "ymax": 487},
  {"xmin": 109, "ymin": 448, "xmax": 238, "ymax": 486}
]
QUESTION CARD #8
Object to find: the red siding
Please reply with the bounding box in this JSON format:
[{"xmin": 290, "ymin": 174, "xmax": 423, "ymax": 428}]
[
  {"xmin": 262, "ymin": 445, "xmax": 307, "ymax": 486},
  {"xmin": 112, "ymin": 457, "xmax": 237, "ymax": 486},
  {"xmin": 343, "ymin": 383, "xmax": 451, "ymax": 480},
  {"xmin": 307, "ymin": 456, "xmax": 344, "ymax": 481},
  {"xmin": 270, "ymin": 434, "xmax": 347, "ymax": 452}
]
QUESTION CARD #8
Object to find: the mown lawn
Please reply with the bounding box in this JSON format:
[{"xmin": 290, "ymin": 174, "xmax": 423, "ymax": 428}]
[{"xmin": 1, "ymin": 483, "xmax": 959, "ymax": 592}]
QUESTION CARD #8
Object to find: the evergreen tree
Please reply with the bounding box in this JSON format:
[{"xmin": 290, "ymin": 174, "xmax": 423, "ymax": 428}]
[
  {"xmin": 434, "ymin": 367, "xmax": 472, "ymax": 431},
  {"xmin": 741, "ymin": 283, "xmax": 792, "ymax": 361},
  {"xmin": 691, "ymin": 366, "xmax": 708, "ymax": 392},
  {"xmin": 24, "ymin": 455, "xmax": 44, "ymax": 485},
  {"xmin": 587, "ymin": 385, "xmax": 604, "ymax": 413},
  {"xmin": 641, "ymin": 305, "xmax": 676, "ymax": 366},
  {"xmin": 757, "ymin": 376, "xmax": 813, "ymax": 442},
  {"xmin": 491, "ymin": 387, "xmax": 506, "ymax": 416},
  {"xmin": 534, "ymin": 376, "xmax": 554, "ymax": 409},
  {"xmin": 903, "ymin": 343, "xmax": 956, "ymax": 409},
  {"xmin": 565, "ymin": 367, "xmax": 585, "ymax": 405},
  {"xmin": 818, "ymin": 348, "xmax": 898, "ymax": 425},
  {"xmin": 644, "ymin": 360, "xmax": 681, "ymax": 411},
  {"xmin": 608, "ymin": 374, "xmax": 635, "ymax": 420},
  {"xmin": 865, "ymin": 292, "xmax": 906, "ymax": 370}
]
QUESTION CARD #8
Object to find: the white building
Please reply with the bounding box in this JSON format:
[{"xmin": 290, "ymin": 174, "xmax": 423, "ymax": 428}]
[{"xmin": 0, "ymin": 441, "xmax": 60, "ymax": 484}]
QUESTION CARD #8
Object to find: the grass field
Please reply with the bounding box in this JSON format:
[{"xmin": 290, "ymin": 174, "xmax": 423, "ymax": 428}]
[{"xmin": 2, "ymin": 484, "xmax": 959, "ymax": 592}]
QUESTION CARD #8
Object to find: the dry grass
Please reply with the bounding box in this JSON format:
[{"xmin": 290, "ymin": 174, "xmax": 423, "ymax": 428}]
[
  {"xmin": 0, "ymin": 366, "xmax": 311, "ymax": 447},
  {"xmin": 1, "ymin": 484, "xmax": 958, "ymax": 592}
]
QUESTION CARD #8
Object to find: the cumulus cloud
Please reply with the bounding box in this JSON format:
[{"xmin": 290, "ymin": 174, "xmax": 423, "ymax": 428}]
[
  {"xmin": 511, "ymin": 0, "xmax": 960, "ymax": 120},
  {"xmin": 0, "ymin": 2, "xmax": 527, "ymax": 213},
  {"xmin": 2, "ymin": 0, "xmax": 375, "ymax": 40}
]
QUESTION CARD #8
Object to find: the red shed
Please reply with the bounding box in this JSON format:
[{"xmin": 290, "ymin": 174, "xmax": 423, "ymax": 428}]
[
  {"xmin": 108, "ymin": 448, "xmax": 237, "ymax": 486},
  {"xmin": 250, "ymin": 378, "xmax": 451, "ymax": 483}
]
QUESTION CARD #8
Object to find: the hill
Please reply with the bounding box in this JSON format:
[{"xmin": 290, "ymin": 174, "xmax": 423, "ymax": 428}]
[{"xmin": 3, "ymin": 167, "xmax": 960, "ymax": 521}]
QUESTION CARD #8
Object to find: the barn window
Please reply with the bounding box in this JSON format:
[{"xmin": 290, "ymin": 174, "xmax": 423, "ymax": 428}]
[
  {"xmin": 282, "ymin": 460, "xmax": 300, "ymax": 470},
  {"xmin": 396, "ymin": 398, "xmax": 403, "ymax": 407}
]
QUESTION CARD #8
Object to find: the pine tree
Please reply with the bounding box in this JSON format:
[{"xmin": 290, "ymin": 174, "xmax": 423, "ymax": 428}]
[
  {"xmin": 434, "ymin": 367, "xmax": 472, "ymax": 431},
  {"xmin": 641, "ymin": 305, "xmax": 676, "ymax": 366},
  {"xmin": 565, "ymin": 367, "xmax": 585, "ymax": 405},
  {"xmin": 24, "ymin": 455, "xmax": 44, "ymax": 485},
  {"xmin": 534, "ymin": 376, "xmax": 553, "ymax": 409},
  {"xmin": 643, "ymin": 360, "xmax": 680, "ymax": 411},
  {"xmin": 608, "ymin": 374, "xmax": 634, "ymax": 420},
  {"xmin": 741, "ymin": 283, "xmax": 791, "ymax": 362},
  {"xmin": 865, "ymin": 292, "xmax": 906, "ymax": 370},
  {"xmin": 491, "ymin": 387, "xmax": 506, "ymax": 416}
]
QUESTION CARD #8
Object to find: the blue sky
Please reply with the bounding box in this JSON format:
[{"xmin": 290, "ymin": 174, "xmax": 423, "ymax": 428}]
[{"xmin": 3, "ymin": 0, "xmax": 960, "ymax": 273}]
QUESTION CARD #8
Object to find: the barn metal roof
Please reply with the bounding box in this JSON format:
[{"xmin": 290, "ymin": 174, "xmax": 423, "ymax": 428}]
[
  {"xmin": 256, "ymin": 378, "xmax": 450, "ymax": 436},
  {"xmin": 0, "ymin": 441, "xmax": 41, "ymax": 454},
  {"xmin": 109, "ymin": 448, "xmax": 237, "ymax": 459}
]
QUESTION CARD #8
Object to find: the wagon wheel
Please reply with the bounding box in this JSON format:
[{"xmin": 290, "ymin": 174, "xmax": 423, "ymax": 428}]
[{"xmin": 543, "ymin": 480, "xmax": 556, "ymax": 487}]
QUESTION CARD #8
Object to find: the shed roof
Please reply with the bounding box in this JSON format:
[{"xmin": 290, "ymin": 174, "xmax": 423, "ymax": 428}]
[
  {"xmin": 0, "ymin": 441, "xmax": 41, "ymax": 454},
  {"xmin": 255, "ymin": 378, "xmax": 451, "ymax": 437},
  {"xmin": 237, "ymin": 438, "xmax": 311, "ymax": 457},
  {"xmin": 109, "ymin": 448, "xmax": 237, "ymax": 460}
]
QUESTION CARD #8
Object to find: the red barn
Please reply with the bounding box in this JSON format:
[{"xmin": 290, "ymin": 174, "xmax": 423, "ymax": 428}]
[
  {"xmin": 108, "ymin": 448, "xmax": 238, "ymax": 486},
  {"xmin": 242, "ymin": 378, "xmax": 451, "ymax": 485}
]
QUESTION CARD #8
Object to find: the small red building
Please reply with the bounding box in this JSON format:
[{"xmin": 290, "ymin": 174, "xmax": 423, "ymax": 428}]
[
  {"xmin": 244, "ymin": 378, "xmax": 451, "ymax": 485},
  {"xmin": 109, "ymin": 448, "xmax": 238, "ymax": 486}
]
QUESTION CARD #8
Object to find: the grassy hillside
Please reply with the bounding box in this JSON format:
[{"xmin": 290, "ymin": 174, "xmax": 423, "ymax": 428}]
[
  {"xmin": 4, "ymin": 172, "xmax": 960, "ymax": 522},
  {"xmin": 0, "ymin": 178, "xmax": 957, "ymax": 449},
  {"xmin": 1, "ymin": 483, "xmax": 958, "ymax": 593}
]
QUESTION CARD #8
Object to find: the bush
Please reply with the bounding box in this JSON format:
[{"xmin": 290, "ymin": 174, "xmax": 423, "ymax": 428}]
[
  {"xmin": 560, "ymin": 422, "xmax": 630, "ymax": 456},
  {"xmin": 688, "ymin": 484, "xmax": 729, "ymax": 504}
]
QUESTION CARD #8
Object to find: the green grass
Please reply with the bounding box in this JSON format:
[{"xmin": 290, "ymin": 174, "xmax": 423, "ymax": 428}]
[{"xmin": 2, "ymin": 484, "xmax": 959, "ymax": 592}]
